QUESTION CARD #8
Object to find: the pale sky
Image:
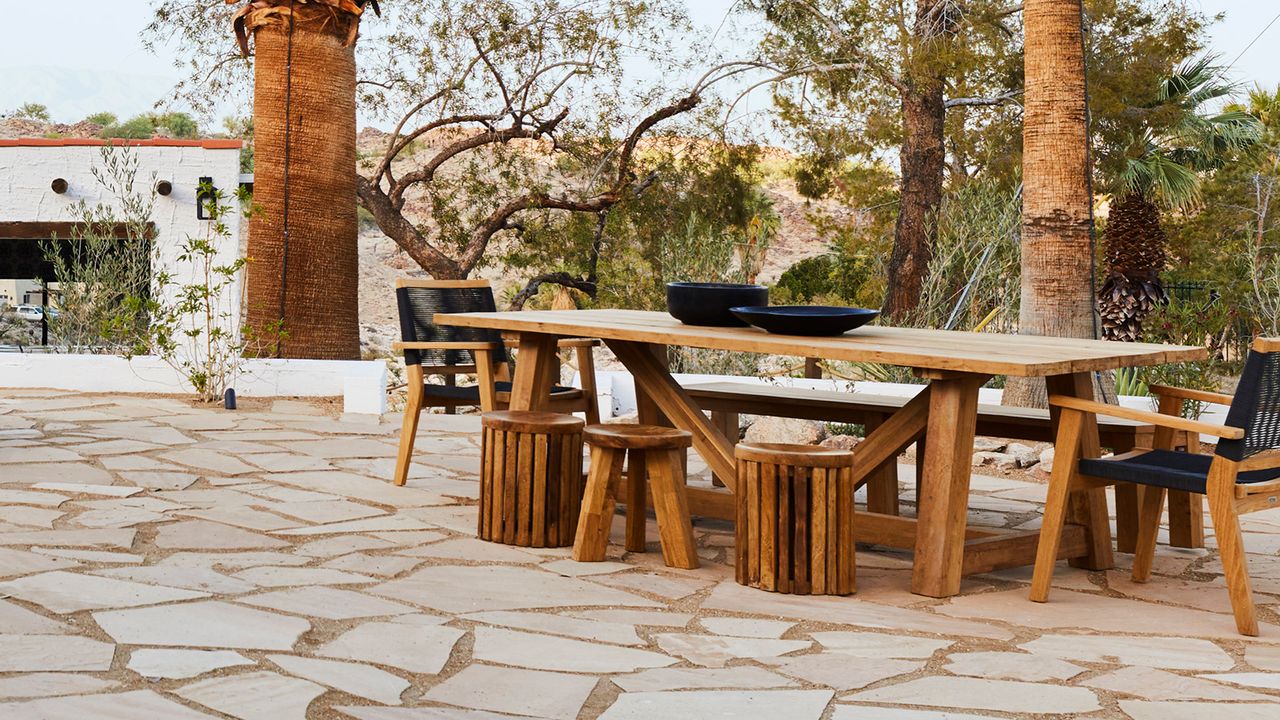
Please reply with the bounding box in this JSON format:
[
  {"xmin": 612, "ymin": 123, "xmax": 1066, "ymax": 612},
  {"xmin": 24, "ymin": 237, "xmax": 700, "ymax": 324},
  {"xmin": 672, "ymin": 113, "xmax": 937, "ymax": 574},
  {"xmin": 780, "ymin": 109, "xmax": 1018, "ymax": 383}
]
[{"xmin": 0, "ymin": 1, "xmax": 1275, "ymax": 126}]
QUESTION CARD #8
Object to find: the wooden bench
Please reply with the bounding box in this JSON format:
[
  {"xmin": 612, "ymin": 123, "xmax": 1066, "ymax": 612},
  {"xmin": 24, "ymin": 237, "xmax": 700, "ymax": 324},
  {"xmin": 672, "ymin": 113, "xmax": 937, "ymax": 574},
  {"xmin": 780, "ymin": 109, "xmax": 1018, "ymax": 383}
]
[{"xmin": 686, "ymin": 381, "xmax": 1159, "ymax": 551}]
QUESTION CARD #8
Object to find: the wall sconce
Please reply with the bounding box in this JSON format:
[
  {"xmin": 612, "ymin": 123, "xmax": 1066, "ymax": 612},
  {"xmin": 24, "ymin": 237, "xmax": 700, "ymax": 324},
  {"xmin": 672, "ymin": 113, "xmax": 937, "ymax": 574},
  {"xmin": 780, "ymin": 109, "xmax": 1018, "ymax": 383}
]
[
  {"xmin": 50, "ymin": 178, "xmax": 67, "ymax": 194},
  {"xmin": 196, "ymin": 176, "xmax": 217, "ymax": 220},
  {"xmin": 155, "ymin": 180, "xmax": 173, "ymax": 196}
]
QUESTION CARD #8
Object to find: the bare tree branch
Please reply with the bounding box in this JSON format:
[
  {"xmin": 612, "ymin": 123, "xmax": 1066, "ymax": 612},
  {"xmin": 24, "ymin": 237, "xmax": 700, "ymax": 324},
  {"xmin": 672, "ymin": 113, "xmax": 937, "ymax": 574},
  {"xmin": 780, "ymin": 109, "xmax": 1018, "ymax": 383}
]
[{"xmin": 944, "ymin": 89, "xmax": 1023, "ymax": 108}]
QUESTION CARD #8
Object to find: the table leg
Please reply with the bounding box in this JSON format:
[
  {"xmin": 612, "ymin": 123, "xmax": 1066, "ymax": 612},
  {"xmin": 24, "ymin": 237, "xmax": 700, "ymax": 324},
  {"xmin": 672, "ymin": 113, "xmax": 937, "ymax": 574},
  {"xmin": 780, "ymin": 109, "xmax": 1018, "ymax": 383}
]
[
  {"xmin": 911, "ymin": 374, "xmax": 983, "ymax": 598},
  {"xmin": 508, "ymin": 333, "xmax": 560, "ymax": 411},
  {"xmin": 1046, "ymin": 372, "xmax": 1114, "ymax": 571}
]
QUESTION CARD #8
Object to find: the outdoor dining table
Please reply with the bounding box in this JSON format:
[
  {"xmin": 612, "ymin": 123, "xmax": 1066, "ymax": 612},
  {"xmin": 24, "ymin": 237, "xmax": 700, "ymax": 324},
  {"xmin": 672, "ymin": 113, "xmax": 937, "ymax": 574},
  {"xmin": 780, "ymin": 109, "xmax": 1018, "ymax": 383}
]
[{"xmin": 434, "ymin": 309, "xmax": 1207, "ymax": 598}]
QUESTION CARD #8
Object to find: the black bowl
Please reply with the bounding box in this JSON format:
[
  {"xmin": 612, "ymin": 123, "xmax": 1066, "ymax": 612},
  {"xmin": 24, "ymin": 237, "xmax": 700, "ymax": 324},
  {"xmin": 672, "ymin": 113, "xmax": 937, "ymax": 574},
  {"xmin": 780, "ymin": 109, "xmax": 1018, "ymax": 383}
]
[
  {"xmin": 666, "ymin": 282, "xmax": 769, "ymax": 327},
  {"xmin": 730, "ymin": 306, "xmax": 880, "ymax": 336}
]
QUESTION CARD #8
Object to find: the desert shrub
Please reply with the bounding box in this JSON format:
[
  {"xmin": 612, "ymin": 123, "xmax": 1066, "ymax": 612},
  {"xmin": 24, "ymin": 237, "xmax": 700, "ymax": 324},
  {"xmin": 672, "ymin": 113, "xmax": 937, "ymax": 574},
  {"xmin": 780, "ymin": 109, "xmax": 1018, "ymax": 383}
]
[{"xmin": 774, "ymin": 253, "xmax": 875, "ymax": 305}]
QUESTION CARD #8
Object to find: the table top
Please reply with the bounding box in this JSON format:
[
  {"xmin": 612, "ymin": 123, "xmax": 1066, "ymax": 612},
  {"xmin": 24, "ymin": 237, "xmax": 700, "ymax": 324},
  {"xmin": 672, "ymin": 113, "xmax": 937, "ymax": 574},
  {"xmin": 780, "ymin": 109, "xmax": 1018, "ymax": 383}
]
[{"xmin": 435, "ymin": 309, "xmax": 1207, "ymax": 377}]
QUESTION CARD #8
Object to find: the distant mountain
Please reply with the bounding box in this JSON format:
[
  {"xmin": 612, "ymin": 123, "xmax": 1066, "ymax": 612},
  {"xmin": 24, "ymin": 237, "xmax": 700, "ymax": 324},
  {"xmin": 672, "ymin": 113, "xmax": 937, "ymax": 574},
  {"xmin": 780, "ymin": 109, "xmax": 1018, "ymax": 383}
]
[{"xmin": 0, "ymin": 65, "xmax": 186, "ymax": 124}]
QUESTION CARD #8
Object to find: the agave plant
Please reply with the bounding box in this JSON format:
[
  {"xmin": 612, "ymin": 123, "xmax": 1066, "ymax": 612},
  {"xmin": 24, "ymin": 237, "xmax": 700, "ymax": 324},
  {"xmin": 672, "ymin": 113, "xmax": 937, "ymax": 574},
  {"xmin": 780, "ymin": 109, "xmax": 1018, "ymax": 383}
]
[{"xmin": 1099, "ymin": 57, "xmax": 1261, "ymax": 342}]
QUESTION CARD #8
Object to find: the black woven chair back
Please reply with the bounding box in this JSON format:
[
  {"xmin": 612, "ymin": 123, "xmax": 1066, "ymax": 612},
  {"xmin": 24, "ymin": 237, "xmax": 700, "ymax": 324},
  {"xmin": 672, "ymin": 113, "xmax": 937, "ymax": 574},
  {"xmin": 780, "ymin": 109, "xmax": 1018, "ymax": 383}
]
[
  {"xmin": 396, "ymin": 283, "xmax": 506, "ymax": 367},
  {"xmin": 1218, "ymin": 346, "xmax": 1280, "ymax": 461}
]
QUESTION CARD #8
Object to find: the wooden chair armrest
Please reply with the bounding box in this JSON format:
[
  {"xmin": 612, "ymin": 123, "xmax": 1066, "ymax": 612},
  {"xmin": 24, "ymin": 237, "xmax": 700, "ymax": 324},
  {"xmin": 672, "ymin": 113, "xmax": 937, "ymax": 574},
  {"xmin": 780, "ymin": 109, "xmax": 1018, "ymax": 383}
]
[
  {"xmin": 557, "ymin": 337, "xmax": 602, "ymax": 349},
  {"xmin": 1148, "ymin": 384, "xmax": 1234, "ymax": 407},
  {"xmin": 1048, "ymin": 395, "xmax": 1245, "ymax": 440},
  {"xmin": 393, "ymin": 341, "xmax": 504, "ymax": 352}
]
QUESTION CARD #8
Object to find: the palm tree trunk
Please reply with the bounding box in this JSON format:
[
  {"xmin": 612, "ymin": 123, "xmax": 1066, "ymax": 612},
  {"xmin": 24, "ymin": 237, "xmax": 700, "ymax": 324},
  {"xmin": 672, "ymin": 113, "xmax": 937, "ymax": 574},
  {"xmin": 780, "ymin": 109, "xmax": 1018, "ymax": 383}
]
[
  {"xmin": 1004, "ymin": 0, "xmax": 1097, "ymax": 407},
  {"xmin": 241, "ymin": 2, "xmax": 362, "ymax": 360}
]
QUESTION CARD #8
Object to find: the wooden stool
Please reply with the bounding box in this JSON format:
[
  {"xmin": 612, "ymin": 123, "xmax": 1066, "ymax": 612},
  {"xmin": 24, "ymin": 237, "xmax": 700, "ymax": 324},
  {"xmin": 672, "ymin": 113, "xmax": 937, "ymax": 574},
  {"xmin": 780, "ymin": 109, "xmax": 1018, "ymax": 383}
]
[
  {"xmin": 573, "ymin": 424, "xmax": 699, "ymax": 569},
  {"xmin": 735, "ymin": 442, "xmax": 856, "ymax": 595},
  {"xmin": 479, "ymin": 411, "xmax": 584, "ymax": 548}
]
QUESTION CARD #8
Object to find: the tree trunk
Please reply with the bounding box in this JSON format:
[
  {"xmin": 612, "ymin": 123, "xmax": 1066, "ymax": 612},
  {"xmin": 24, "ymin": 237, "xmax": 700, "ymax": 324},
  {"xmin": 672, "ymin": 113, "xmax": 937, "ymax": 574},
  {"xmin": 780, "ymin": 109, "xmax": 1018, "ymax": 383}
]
[
  {"xmin": 1004, "ymin": 0, "xmax": 1097, "ymax": 408},
  {"xmin": 244, "ymin": 4, "xmax": 361, "ymax": 359},
  {"xmin": 883, "ymin": 84, "xmax": 946, "ymax": 322}
]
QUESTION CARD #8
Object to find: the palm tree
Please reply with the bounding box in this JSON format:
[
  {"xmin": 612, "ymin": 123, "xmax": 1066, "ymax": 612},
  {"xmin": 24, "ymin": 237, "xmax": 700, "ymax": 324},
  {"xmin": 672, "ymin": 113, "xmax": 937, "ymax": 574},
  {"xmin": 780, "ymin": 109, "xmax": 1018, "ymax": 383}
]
[
  {"xmin": 1098, "ymin": 58, "xmax": 1261, "ymax": 341},
  {"xmin": 1005, "ymin": 0, "xmax": 1094, "ymax": 408},
  {"xmin": 231, "ymin": 0, "xmax": 376, "ymax": 360}
]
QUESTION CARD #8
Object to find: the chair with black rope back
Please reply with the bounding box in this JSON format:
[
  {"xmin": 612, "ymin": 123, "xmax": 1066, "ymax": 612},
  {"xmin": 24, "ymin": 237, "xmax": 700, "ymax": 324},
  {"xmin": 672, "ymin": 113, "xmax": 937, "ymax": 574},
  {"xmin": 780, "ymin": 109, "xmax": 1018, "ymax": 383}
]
[
  {"xmin": 1031, "ymin": 338, "xmax": 1280, "ymax": 636},
  {"xmin": 392, "ymin": 279, "xmax": 600, "ymax": 487}
]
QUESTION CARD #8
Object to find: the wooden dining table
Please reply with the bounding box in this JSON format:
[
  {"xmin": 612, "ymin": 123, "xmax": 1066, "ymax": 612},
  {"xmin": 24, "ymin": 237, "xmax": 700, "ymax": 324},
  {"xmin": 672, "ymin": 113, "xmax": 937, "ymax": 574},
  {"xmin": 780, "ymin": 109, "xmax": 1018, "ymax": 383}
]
[{"xmin": 435, "ymin": 309, "xmax": 1206, "ymax": 598}]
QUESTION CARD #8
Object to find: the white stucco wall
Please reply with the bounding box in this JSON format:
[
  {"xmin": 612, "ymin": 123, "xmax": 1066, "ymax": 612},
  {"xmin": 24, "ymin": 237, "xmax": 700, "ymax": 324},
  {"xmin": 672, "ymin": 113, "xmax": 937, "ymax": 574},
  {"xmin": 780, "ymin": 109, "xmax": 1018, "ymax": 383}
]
[{"xmin": 0, "ymin": 139, "xmax": 244, "ymax": 324}]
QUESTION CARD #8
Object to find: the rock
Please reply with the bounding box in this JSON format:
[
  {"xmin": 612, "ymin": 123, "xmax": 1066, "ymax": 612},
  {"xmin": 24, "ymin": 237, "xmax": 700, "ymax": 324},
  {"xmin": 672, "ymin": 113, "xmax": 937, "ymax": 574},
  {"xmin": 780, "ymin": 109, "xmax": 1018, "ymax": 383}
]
[
  {"xmin": 1005, "ymin": 442, "xmax": 1041, "ymax": 468},
  {"xmin": 1039, "ymin": 447, "xmax": 1056, "ymax": 473},
  {"xmin": 973, "ymin": 437, "xmax": 1007, "ymax": 453},
  {"xmin": 820, "ymin": 435, "xmax": 860, "ymax": 451},
  {"xmin": 605, "ymin": 412, "xmax": 639, "ymax": 425},
  {"xmin": 743, "ymin": 417, "xmax": 826, "ymax": 446},
  {"xmin": 973, "ymin": 452, "xmax": 1018, "ymax": 470}
]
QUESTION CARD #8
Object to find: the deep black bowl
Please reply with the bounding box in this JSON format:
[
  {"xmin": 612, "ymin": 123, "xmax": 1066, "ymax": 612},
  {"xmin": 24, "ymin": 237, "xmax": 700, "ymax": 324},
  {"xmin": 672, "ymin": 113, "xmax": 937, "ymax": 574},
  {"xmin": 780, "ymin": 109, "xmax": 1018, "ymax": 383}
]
[
  {"xmin": 730, "ymin": 305, "xmax": 880, "ymax": 336},
  {"xmin": 666, "ymin": 282, "xmax": 769, "ymax": 327}
]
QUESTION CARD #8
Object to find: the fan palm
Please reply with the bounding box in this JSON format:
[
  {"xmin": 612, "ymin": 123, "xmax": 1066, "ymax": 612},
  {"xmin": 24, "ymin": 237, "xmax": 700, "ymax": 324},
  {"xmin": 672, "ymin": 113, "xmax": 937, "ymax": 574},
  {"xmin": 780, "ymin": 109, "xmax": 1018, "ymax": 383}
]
[
  {"xmin": 230, "ymin": 0, "xmax": 378, "ymax": 360},
  {"xmin": 1099, "ymin": 57, "xmax": 1261, "ymax": 341}
]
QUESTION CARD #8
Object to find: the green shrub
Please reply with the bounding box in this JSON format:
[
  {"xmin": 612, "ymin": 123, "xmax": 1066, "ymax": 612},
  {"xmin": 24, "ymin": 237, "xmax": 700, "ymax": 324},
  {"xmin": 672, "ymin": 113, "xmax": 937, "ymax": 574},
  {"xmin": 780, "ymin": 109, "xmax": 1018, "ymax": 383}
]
[{"xmin": 774, "ymin": 253, "xmax": 873, "ymax": 305}]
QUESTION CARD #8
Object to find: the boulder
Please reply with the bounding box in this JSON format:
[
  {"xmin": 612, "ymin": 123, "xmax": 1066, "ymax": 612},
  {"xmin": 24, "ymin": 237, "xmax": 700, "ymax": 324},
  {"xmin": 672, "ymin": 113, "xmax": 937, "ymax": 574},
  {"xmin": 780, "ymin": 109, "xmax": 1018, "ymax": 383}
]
[
  {"xmin": 744, "ymin": 416, "xmax": 827, "ymax": 446},
  {"xmin": 973, "ymin": 437, "xmax": 1007, "ymax": 453},
  {"xmin": 820, "ymin": 435, "xmax": 861, "ymax": 451},
  {"xmin": 1005, "ymin": 442, "xmax": 1041, "ymax": 468},
  {"xmin": 973, "ymin": 451, "xmax": 1019, "ymax": 470},
  {"xmin": 1039, "ymin": 446, "xmax": 1055, "ymax": 474}
]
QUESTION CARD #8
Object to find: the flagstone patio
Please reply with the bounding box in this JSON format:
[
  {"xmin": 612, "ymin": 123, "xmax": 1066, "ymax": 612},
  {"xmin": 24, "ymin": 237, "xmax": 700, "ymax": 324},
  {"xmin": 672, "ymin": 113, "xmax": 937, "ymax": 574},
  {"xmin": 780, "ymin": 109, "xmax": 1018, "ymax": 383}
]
[{"xmin": 2, "ymin": 389, "xmax": 1280, "ymax": 718}]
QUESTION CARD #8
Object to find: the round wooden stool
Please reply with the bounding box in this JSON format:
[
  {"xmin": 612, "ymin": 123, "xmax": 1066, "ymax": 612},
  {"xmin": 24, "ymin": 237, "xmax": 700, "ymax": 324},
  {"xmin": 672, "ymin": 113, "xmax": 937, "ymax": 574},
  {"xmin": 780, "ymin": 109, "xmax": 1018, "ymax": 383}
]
[
  {"xmin": 735, "ymin": 442, "xmax": 856, "ymax": 595},
  {"xmin": 573, "ymin": 424, "xmax": 699, "ymax": 569},
  {"xmin": 479, "ymin": 411, "xmax": 585, "ymax": 548}
]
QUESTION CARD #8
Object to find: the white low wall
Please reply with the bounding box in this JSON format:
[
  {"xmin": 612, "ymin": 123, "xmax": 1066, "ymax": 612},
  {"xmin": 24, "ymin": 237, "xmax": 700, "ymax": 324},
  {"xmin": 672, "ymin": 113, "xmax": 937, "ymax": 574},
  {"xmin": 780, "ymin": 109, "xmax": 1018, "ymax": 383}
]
[{"xmin": 0, "ymin": 353, "xmax": 387, "ymax": 415}]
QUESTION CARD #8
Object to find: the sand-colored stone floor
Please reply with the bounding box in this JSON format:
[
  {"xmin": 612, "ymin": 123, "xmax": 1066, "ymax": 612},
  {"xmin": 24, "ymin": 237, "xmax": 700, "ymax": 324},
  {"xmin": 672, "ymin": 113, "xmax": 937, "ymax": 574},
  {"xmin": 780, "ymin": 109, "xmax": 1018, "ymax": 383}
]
[{"xmin": 2, "ymin": 390, "xmax": 1280, "ymax": 719}]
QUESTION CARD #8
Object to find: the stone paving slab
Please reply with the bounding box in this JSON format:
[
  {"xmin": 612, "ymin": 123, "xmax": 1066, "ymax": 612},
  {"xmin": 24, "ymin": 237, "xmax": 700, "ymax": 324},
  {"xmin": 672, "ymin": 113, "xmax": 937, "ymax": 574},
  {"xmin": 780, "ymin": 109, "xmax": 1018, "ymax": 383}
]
[{"xmin": 3, "ymin": 391, "xmax": 1280, "ymax": 719}]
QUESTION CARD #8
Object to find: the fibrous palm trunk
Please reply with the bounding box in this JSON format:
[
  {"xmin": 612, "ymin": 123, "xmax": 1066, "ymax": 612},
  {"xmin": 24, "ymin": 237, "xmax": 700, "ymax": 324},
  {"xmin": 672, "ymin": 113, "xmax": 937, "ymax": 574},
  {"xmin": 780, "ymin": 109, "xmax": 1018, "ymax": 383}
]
[
  {"xmin": 1004, "ymin": 0, "xmax": 1097, "ymax": 407},
  {"xmin": 1097, "ymin": 192, "xmax": 1168, "ymax": 341},
  {"xmin": 234, "ymin": 0, "xmax": 366, "ymax": 359}
]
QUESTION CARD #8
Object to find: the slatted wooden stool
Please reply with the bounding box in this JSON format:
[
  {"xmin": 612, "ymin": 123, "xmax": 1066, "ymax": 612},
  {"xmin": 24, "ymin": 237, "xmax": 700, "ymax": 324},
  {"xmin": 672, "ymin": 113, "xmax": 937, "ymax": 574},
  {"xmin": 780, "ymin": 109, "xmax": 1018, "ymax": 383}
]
[
  {"xmin": 479, "ymin": 411, "xmax": 585, "ymax": 548},
  {"xmin": 573, "ymin": 425, "xmax": 699, "ymax": 569},
  {"xmin": 735, "ymin": 442, "xmax": 856, "ymax": 595}
]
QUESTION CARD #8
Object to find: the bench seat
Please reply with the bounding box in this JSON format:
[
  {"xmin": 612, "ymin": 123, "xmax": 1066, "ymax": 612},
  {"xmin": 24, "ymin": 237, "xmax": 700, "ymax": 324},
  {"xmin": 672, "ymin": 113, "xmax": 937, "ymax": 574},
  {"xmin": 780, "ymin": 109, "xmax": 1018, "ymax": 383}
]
[{"xmin": 685, "ymin": 381, "xmax": 1154, "ymax": 450}]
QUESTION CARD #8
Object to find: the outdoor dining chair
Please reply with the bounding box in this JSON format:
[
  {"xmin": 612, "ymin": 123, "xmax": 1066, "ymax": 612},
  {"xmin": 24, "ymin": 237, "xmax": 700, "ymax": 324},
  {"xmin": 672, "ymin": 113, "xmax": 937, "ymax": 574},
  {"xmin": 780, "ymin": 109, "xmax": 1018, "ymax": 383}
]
[
  {"xmin": 392, "ymin": 278, "xmax": 600, "ymax": 486},
  {"xmin": 1031, "ymin": 338, "xmax": 1280, "ymax": 636}
]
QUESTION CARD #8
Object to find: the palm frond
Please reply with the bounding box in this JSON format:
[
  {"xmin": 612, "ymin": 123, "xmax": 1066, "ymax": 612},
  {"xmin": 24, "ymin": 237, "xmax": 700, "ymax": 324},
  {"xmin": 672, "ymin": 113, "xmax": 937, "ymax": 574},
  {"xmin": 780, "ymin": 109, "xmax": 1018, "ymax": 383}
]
[{"xmin": 1119, "ymin": 152, "xmax": 1201, "ymax": 209}]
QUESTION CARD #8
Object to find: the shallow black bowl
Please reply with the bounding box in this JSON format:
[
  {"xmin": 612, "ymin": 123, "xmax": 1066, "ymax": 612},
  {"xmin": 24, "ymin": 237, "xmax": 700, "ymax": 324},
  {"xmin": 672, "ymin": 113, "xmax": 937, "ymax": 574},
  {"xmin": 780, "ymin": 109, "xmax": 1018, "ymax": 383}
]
[
  {"xmin": 666, "ymin": 282, "xmax": 769, "ymax": 327},
  {"xmin": 730, "ymin": 305, "xmax": 880, "ymax": 336}
]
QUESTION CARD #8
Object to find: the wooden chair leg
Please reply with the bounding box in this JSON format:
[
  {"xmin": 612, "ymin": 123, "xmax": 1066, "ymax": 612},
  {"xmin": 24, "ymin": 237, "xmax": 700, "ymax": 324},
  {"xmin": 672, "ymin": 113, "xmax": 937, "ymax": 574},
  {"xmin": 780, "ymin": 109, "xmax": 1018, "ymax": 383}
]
[
  {"xmin": 1131, "ymin": 486, "xmax": 1167, "ymax": 583},
  {"xmin": 1167, "ymin": 490, "xmax": 1206, "ymax": 549},
  {"xmin": 1206, "ymin": 458, "xmax": 1258, "ymax": 636},
  {"xmin": 625, "ymin": 450, "xmax": 648, "ymax": 553},
  {"xmin": 573, "ymin": 446, "xmax": 624, "ymax": 562},
  {"xmin": 1031, "ymin": 408, "xmax": 1084, "ymax": 602},
  {"xmin": 648, "ymin": 448, "xmax": 700, "ymax": 569},
  {"xmin": 476, "ymin": 349, "xmax": 498, "ymax": 412},
  {"xmin": 1114, "ymin": 485, "xmax": 1141, "ymax": 554},
  {"xmin": 393, "ymin": 365, "xmax": 425, "ymax": 487}
]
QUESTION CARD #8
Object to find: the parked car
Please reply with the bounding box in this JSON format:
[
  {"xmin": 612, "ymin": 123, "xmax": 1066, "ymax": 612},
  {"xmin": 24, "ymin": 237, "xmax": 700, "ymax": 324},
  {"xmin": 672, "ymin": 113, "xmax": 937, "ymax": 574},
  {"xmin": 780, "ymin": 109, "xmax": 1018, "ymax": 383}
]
[{"xmin": 13, "ymin": 305, "xmax": 44, "ymax": 321}]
